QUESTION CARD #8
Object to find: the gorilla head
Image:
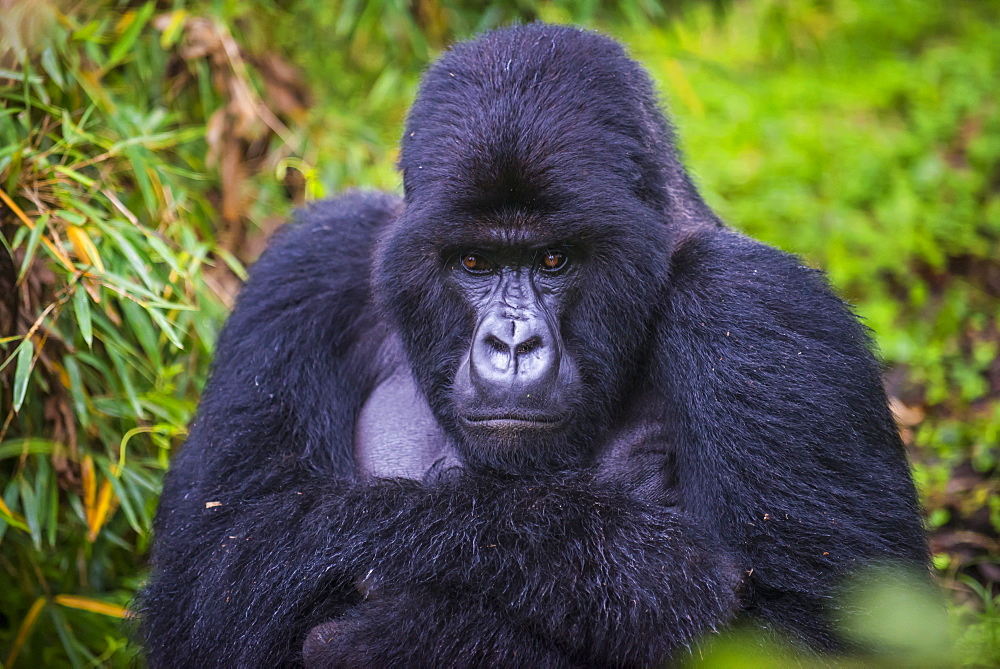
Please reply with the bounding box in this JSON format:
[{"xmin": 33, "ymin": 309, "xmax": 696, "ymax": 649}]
[{"xmin": 375, "ymin": 25, "xmax": 693, "ymax": 472}]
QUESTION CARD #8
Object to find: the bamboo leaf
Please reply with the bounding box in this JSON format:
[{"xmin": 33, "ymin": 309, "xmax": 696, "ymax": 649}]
[
  {"xmin": 70, "ymin": 18, "xmax": 101, "ymax": 42},
  {"xmin": 54, "ymin": 595, "xmax": 127, "ymax": 619},
  {"xmin": 103, "ymin": 225, "xmax": 157, "ymax": 291},
  {"xmin": 19, "ymin": 477, "xmax": 41, "ymax": 549},
  {"xmin": 124, "ymin": 146, "xmax": 156, "ymax": 212},
  {"xmin": 33, "ymin": 456, "xmax": 54, "ymax": 547},
  {"xmin": 158, "ymin": 9, "xmax": 188, "ymax": 49},
  {"xmin": 45, "ymin": 605, "xmax": 87, "ymax": 669},
  {"xmin": 106, "ymin": 346, "xmax": 143, "ymax": 417},
  {"xmin": 0, "ymin": 188, "xmax": 75, "ymax": 272},
  {"xmin": 66, "ymin": 225, "xmax": 106, "ymax": 272},
  {"xmin": 13, "ymin": 338, "xmax": 34, "ymax": 411},
  {"xmin": 97, "ymin": 268, "xmax": 196, "ymax": 309},
  {"xmin": 53, "ymin": 164, "xmax": 97, "ymax": 188},
  {"xmin": 17, "ymin": 212, "xmax": 48, "ymax": 283},
  {"xmin": 98, "ymin": 458, "xmax": 140, "ymax": 534},
  {"xmin": 81, "ymin": 454, "xmax": 96, "ymax": 531},
  {"xmin": 47, "ymin": 458, "xmax": 58, "ymax": 546},
  {"xmin": 0, "ymin": 69, "xmax": 43, "ymax": 84},
  {"xmin": 0, "ymin": 439, "xmax": 57, "ymax": 460},
  {"xmin": 56, "ymin": 208, "xmax": 86, "ymax": 226},
  {"xmin": 73, "ymin": 286, "xmax": 93, "ymax": 347},
  {"xmin": 4, "ymin": 597, "xmax": 46, "ymax": 668},
  {"xmin": 141, "ymin": 233, "xmax": 184, "ymax": 275},
  {"xmin": 215, "ymin": 247, "xmax": 248, "ymax": 281},
  {"xmin": 87, "ymin": 478, "xmax": 116, "ymax": 542},
  {"xmin": 121, "ymin": 299, "xmax": 161, "ymax": 366},
  {"xmin": 63, "ymin": 355, "xmax": 90, "ymax": 428},
  {"xmin": 0, "ymin": 494, "xmax": 28, "ymax": 531},
  {"xmin": 147, "ymin": 306, "xmax": 185, "ymax": 350}
]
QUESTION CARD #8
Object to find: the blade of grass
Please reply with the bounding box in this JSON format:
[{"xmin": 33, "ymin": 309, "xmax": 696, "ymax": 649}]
[
  {"xmin": 104, "ymin": 2, "xmax": 156, "ymax": 72},
  {"xmin": 4, "ymin": 596, "xmax": 46, "ymax": 667}
]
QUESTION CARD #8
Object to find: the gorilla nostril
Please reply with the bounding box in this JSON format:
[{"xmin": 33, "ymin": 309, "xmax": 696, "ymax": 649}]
[
  {"xmin": 485, "ymin": 335, "xmax": 509, "ymax": 354},
  {"xmin": 515, "ymin": 336, "xmax": 543, "ymax": 356}
]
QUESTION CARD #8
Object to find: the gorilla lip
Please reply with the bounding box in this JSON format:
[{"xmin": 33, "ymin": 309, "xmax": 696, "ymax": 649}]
[{"xmin": 460, "ymin": 413, "xmax": 565, "ymax": 430}]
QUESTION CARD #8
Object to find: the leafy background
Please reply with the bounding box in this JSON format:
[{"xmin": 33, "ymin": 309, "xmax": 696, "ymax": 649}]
[{"xmin": 0, "ymin": 0, "xmax": 997, "ymax": 665}]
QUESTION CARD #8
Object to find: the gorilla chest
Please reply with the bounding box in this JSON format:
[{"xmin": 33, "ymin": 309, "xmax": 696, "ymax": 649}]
[{"xmin": 354, "ymin": 370, "xmax": 458, "ymax": 479}]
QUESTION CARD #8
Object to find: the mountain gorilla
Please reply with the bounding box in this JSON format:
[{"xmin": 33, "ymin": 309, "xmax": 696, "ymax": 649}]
[{"xmin": 138, "ymin": 24, "xmax": 927, "ymax": 667}]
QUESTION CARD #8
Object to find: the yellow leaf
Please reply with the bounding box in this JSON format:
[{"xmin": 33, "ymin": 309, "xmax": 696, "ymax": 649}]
[
  {"xmin": 53, "ymin": 360, "xmax": 71, "ymax": 388},
  {"xmin": 87, "ymin": 478, "xmax": 117, "ymax": 542},
  {"xmin": 158, "ymin": 9, "xmax": 188, "ymax": 48},
  {"xmin": 0, "ymin": 187, "xmax": 75, "ymax": 273},
  {"xmin": 0, "ymin": 495, "xmax": 28, "ymax": 528},
  {"xmin": 114, "ymin": 8, "xmax": 137, "ymax": 34},
  {"xmin": 66, "ymin": 225, "xmax": 106, "ymax": 273},
  {"xmin": 54, "ymin": 594, "xmax": 127, "ymax": 619},
  {"xmin": 5, "ymin": 596, "xmax": 45, "ymax": 667},
  {"xmin": 81, "ymin": 454, "xmax": 96, "ymax": 528}
]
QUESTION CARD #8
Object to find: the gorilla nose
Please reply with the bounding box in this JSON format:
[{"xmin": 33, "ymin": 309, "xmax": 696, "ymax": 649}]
[{"xmin": 471, "ymin": 316, "xmax": 557, "ymax": 388}]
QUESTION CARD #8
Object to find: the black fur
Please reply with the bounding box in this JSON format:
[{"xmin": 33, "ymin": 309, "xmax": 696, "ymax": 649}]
[{"xmin": 137, "ymin": 24, "xmax": 927, "ymax": 667}]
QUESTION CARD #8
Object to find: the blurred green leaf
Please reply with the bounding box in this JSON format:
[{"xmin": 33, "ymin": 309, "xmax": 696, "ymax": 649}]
[
  {"xmin": 105, "ymin": 2, "xmax": 156, "ymax": 72},
  {"xmin": 13, "ymin": 338, "xmax": 34, "ymax": 411},
  {"xmin": 73, "ymin": 285, "xmax": 93, "ymax": 347},
  {"xmin": 17, "ymin": 212, "xmax": 48, "ymax": 282}
]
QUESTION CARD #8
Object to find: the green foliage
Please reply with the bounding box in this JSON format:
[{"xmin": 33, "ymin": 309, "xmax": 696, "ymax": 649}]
[
  {"xmin": 954, "ymin": 576, "xmax": 1000, "ymax": 666},
  {"xmin": 624, "ymin": 1, "xmax": 1000, "ymax": 493},
  {"xmin": 1, "ymin": 0, "xmax": 997, "ymax": 665},
  {"xmin": 0, "ymin": 1, "xmax": 238, "ymax": 665}
]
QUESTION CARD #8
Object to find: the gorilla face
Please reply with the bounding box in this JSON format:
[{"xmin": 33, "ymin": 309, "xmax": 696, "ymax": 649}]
[
  {"xmin": 378, "ymin": 201, "xmax": 667, "ymax": 472},
  {"xmin": 447, "ymin": 237, "xmax": 583, "ymax": 463}
]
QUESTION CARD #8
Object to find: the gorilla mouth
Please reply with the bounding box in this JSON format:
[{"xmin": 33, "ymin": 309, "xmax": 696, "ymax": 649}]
[{"xmin": 461, "ymin": 413, "xmax": 565, "ymax": 430}]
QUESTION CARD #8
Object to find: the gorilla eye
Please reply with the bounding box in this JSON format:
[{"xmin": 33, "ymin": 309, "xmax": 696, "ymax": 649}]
[
  {"xmin": 539, "ymin": 250, "xmax": 568, "ymax": 272},
  {"xmin": 461, "ymin": 253, "xmax": 493, "ymax": 274}
]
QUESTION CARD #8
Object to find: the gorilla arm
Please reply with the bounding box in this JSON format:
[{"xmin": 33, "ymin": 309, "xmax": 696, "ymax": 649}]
[
  {"xmin": 300, "ymin": 471, "xmax": 741, "ymax": 667},
  {"xmin": 659, "ymin": 227, "xmax": 927, "ymax": 649}
]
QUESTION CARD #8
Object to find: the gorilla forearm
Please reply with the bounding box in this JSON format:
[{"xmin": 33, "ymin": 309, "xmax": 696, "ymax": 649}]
[
  {"xmin": 341, "ymin": 473, "xmax": 741, "ymax": 666},
  {"xmin": 141, "ymin": 467, "xmax": 739, "ymax": 667}
]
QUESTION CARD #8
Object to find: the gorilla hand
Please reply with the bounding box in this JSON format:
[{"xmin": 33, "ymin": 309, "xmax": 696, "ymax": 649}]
[{"xmin": 302, "ymin": 590, "xmax": 572, "ymax": 668}]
